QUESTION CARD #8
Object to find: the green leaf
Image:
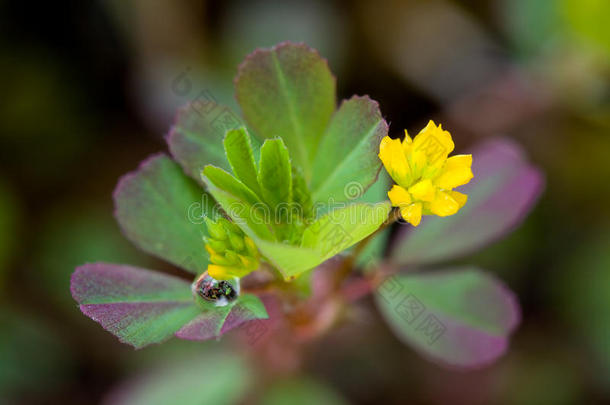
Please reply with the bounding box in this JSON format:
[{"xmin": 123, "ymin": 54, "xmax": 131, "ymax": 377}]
[
  {"xmin": 234, "ymin": 293, "xmax": 269, "ymax": 319},
  {"xmin": 167, "ymin": 102, "xmax": 244, "ymax": 183},
  {"xmin": 310, "ymin": 96, "xmax": 388, "ymax": 204},
  {"xmin": 114, "ymin": 154, "xmax": 214, "ymax": 274},
  {"xmin": 223, "ymin": 127, "xmax": 262, "ymax": 197},
  {"xmin": 375, "ymin": 267, "xmax": 520, "ymax": 369},
  {"xmin": 105, "ymin": 351, "xmax": 251, "ymax": 405},
  {"xmin": 302, "ymin": 201, "xmax": 391, "ymax": 256},
  {"xmin": 292, "ymin": 165, "xmax": 313, "ymax": 218},
  {"xmin": 258, "ymin": 138, "xmax": 293, "ymax": 209},
  {"xmin": 176, "ymin": 294, "xmax": 269, "ymax": 340},
  {"xmin": 235, "ymin": 42, "xmax": 336, "ymax": 181},
  {"xmin": 255, "ymin": 202, "xmax": 391, "ymax": 279},
  {"xmin": 354, "ymin": 172, "xmax": 391, "ymax": 268},
  {"xmin": 71, "ymin": 263, "xmax": 201, "ymax": 349},
  {"xmin": 72, "ymin": 264, "xmax": 269, "ymax": 347},
  {"xmin": 202, "ymin": 166, "xmax": 275, "ymax": 241},
  {"xmin": 203, "ymin": 165, "xmax": 261, "ymax": 206},
  {"xmin": 261, "ymin": 377, "xmax": 349, "ymax": 405},
  {"xmin": 253, "ymin": 240, "xmax": 323, "ymax": 280}
]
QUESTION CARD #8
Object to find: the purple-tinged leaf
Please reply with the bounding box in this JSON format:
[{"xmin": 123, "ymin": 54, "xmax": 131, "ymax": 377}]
[
  {"xmin": 114, "ymin": 154, "xmax": 215, "ymax": 274},
  {"xmin": 310, "ymin": 95, "xmax": 388, "ymax": 204},
  {"xmin": 375, "ymin": 267, "xmax": 520, "ymax": 369},
  {"xmin": 176, "ymin": 294, "xmax": 268, "ymax": 341},
  {"xmin": 235, "ymin": 42, "xmax": 336, "ymax": 181},
  {"xmin": 167, "ymin": 102, "xmax": 250, "ymax": 184},
  {"xmin": 391, "ymin": 138, "xmax": 544, "ymax": 266},
  {"xmin": 71, "ymin": 263, "xmax": 200, "ymax": 349}
]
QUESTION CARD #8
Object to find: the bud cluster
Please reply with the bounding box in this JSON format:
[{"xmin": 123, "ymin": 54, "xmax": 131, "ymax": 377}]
[{"xmin": 204, "ymin": 216, "xmax": 260, "ymax": 279}]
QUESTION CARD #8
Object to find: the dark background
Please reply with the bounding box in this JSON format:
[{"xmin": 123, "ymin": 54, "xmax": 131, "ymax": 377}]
[{"xmin": 1, "ymin": 0, "xmax": 609, "ymax": 404}]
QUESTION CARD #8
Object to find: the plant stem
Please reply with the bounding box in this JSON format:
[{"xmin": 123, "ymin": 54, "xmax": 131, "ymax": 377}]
[{"xmin": 332, "ymin": 207, "xmax": 402, "ymax": 288}]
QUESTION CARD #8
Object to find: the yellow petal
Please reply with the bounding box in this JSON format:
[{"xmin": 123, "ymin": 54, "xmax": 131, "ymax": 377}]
[
  {"xmin": 402, "ymin": 129, "xmax": 413, "ymax": 154},
  {"xmin": 407, "ymin": 148, "xmax": 427, "ymax": 179},
  {"xmin": 400, "ymin": 202, "xmax": 422, "ymax": 226},
  {"xmin": 412, "ymin": 120, "xmax": 455, "ymax": 166},
  {"xmin": 408, "ymin": 179, "xmax": 436, "ymax": 202},
  {"xmin": 449, "ymin": 190, "xmax": 468, "ymax": 208},
  {"xmin": 207, "ymin": 264, "xmax": 231, "ymax": 279},
  {"xmin": 414, "ymin": 120, "xmax": 437, "ymax": 137},
  {"xmin": 435, "ymin": 166, "xmax": 473, "ymax": 189},
  {"xmin": 428, "ymin": 191, "xmax": 460, "ymax": 217},
  {"xmin": 435, "ymin": 155, "xmax": 473, "ymax": 189},
  {"xmin": 387, "ymin": 184, "xmax": 412, "ymax": 207},
  {"xmin": 379, "ymin": 136, "xmax": 410, "ymax": 185},
  {"xmin": 444, "ymin": 154, "xmax": 472, "ymax": 171},
  {"xmin": 208, "ymin": 264, "xmax": 249, "ymax": 280}
]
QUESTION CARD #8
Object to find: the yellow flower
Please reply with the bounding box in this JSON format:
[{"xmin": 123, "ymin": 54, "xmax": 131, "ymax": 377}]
[{"xmin": 379, "ymin": 120, "xmax": 473, "ymax": 226}]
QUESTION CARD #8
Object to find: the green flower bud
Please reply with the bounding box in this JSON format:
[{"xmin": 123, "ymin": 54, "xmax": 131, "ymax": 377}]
[
  {"xmin": 203, "ymin": 216, "xmax": 260, "ymax": 280},
  {"xmin": 204, "ymin": 217, "xmax": 227, "ymax": 240},
  {"xmin": 227, "ymin": 230, "xmax": 245, "ymax": 251}
]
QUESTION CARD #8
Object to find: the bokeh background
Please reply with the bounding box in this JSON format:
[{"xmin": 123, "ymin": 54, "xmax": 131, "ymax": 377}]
[{"xmin": 1, "ymin": 0, "xmax": 609, "ymax": 404}]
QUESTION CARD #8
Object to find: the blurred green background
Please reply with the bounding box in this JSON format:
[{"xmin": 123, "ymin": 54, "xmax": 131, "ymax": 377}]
[{"xmin": 0, "ymin": 0, "xmax": 609, "ymax": 404}]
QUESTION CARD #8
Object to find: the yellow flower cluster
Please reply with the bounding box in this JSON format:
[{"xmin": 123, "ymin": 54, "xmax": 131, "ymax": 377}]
[
  {"xmin": 378, "ymin": 120, "xmax": 473, "ymax": 226},
  {"xmin": 204, "ymin": 217, "xmax": 260, "ymax": 279}
]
